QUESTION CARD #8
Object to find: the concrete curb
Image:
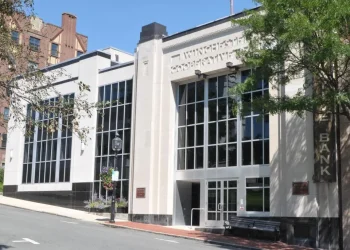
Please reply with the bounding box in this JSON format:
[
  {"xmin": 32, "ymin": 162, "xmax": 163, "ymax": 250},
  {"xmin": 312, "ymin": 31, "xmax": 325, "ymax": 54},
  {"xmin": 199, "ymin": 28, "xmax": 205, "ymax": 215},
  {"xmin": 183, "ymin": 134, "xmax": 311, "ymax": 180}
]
[{"xmin": 102, "ymin": 223, "xmax": 261, "ymax": 250}]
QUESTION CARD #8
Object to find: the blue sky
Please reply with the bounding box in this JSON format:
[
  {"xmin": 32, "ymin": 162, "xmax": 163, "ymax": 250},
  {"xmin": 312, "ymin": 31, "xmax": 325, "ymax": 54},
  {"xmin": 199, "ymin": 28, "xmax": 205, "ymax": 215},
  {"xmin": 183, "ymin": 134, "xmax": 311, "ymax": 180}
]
[{"xmin": 34, "ymin": 0, "xmax": 257, "ymax": 54}]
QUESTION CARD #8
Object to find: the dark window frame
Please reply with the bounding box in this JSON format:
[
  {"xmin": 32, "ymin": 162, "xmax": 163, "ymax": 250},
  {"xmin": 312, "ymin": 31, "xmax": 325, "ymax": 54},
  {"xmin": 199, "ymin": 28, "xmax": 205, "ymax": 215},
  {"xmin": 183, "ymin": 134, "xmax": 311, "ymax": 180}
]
[{"xmin": 29, "ymin": 36, "xmax": 40, "ymax": 52}]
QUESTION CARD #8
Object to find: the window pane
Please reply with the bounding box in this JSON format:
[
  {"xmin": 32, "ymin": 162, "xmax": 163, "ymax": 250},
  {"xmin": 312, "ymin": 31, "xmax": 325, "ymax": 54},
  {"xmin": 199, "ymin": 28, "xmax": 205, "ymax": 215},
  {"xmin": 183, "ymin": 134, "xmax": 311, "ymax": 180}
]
[
  {"xmin": 246, "ymin": 178, "xmax": 263, "ymax": 187},
  {"xmin": 242, "ymin": 142, "xmax": 251, "ymax": 165},
  {"xmin": 65, "ymin": 160, "xmax": 70, "ymax": 182},
  {"xmin": 218, "ymin": 145, "xmax": 226, "ymax": 167},
  {"xmin": 218, "ymin": 75, "xmax": 227, "ymax": 98},
  {"xmin": 208, "ymin": 100, "xmax": 217, "ymax": 122},
  {"xmin": 118, "ymin": 81, "xmax": 125, "ymax": 104},
  {"xmin": 196, "ymin": 147, "xmax": 203, "ymax": 169},
  {"xmin": 178, "ymin": 105, "xmax": 186, "ymax": 126},
  {"xmin": 59, "ymin": 161, "xmax": 65, "ymax": 182},
  {"xmin": 196, "ymin": 102, "xmax": 204, "ymax": 123},
  {"xmin": 110, "ymin": 107, "xmax": 117, "ymax": 130},
  {"xmin": 208, "ymin": 123, "xmax": 216, "ymax": 145},
  {"xmin": 178, "ymin": 127, "xmax": 186, "ymax": 148},
  {"xmin": 228, "ymin": 144, "xmax": 237, "ymax": 167},
  {"xmin": 102, "ymin": 133, "xmax": 109, "ymax": 155},
  {"xmin": 124, "ymin": 130, "xmax": 131, "ymax": 154},
  {"xmin": 242, "ymin": 93, "xmax": 251, "ymax": 116},
  {"xmin": 23, "ymin": 144, "xmax": 28, "ymax": 163},
  {"xmin": 187, "ymin": 82, "xmax": 195, "ymax": 103},
  {"xmin": 246, "ymin": 188, "xmax": 263, "ymax": 212},
  {"xmin": 98, "ymin": 86, "xmax": 104, "ymax": 102},
  {"xmin": 28, "ymin": 143, "xmax": 33, "ymax": 162},
  {"xmin": 122, "ymin": 181, "xmax": 129, "ymax": 200},
  {"xmin": 196, "ymin": 81, "xmax": 204, "ymax": 101},
  {"xmin": 253, "ymin": 141, "xmax": 263, "ymax": 165},
  {"xmin": 187, "ymin": 126, "xmax": 195, "ymax": 147},
  {"xmin": 104, "ymin": 85, "xmax": 111, "ymax": 103},
  {"xmin": 218, "ymin": 121, "xmax": 226, "ymax": 144},
  {"xmin": 35, "ymin": 163, "xmax": 40, "ymax": 183},
  {"xmin": 112, "ymin": 83, "xmax": 118, "ymax": 102},
  {"xmin": 117, "ymin": 106, "xmax": 124, "ymax": 129},
  {"xmin": 52, "ymin": 140, "xmax": 57, "ymax": 160},
  {"xmin": 208, "ymin": 78, "xmax": 217, "ymax": 99},
  {"xmin": 228, "ymin": 189, "xmax": 237, "ymax": 211},
  {"xmin": 187, "ymin": 148, "xmax": 194, "ymax": 170},
  {"xmin": 122, "ymin": 155, "xmax": 130, "ymax": 179},
  {"xmin": 228, "ymin": 120, "xmax": 237, "ymax": 142},
  {"xmin": 103, "ymin": 108, "xmax": 110, "ymax": 131},
  {"xmin": 22, "ymin": 165, "xmax": 27, "ymax": 183},
  {"xmin": 40, "ymin": 163, "xmax": 45, "ymax": 183},
  {"xmin": 60, "ymin": 139, "xmax": 66, "ymax": 159},
  {"xmin": 196, "ymin": 125, "xmax": 203, "ymax": 146},
  {"xmin": 46, "ymin": 141, "xmax": 51, "ymax": 161},
  {"xmin": 95, "ymin": 158, "xmax": 101, "ymax": 180},
  {"xmin": 126, "ymin": 80, "xmax": 133, "ymax": 103},
  {"xmin": 178, "ymin": 149, "xmax": 185, "ymax": 170},
  {"xmin": 124, "ymin": 105, "xmax": 132, "ymax": 128},
  {"xmin": 96, "ymin": 134, "xmax": 102, "ymax": 156},
  {"xmin": 179, "ymin": 85, "xmax": 186, "ymax": 105},
  {"xmin": 45, "ymin": 162, "xmax": 50, "ymax": 183},
  {"xmin": 252, "ymin": 91, "xmax": 263, "ymax": 114},
  {"xmin": 218, "ymin": 98, "xmax": 227, "ymax": 120},
  {"xmin": 208, "ymin": 190, "xmax": 216, "ymax": 211},
  {"xmin": 253, "ymin": 117, "xmax": 263, "ymax": 139},
  {"xmin": 208, "ymin": 182, "xmax": 216, "ymax": 188},
  {"xmin": 264, "ymin": 140, "xmax": 270, "ymax": 164},
  {"xmin": 264, "ymin": 178, "xmax": 270, "ymax": 186},
  {"xmin": 66, "ymin": 138, "xmax": 72, "ymax": 159},
  {"xmin": 264, "ymin": 115, "xmax": 269, "ymax": 139},
  {"xmin": 264, "ymin": 188, "xmax": 270, "ymax": 212},
  {"xmin": 187, "ymin": 104, "xmax": 195, "ymax": 125},
  {"xmin": 27, "ymin": 164, "xmax": 32, "ymax": 183},
  {"xmin": 242, "ymin": 117, "xmax": 252, "ymax": 141},
  {"xmin": 208, "ymin": 146, "xmax": 216, "ymax": 168},
  {"xmin": 50, "ymin": 163, "xmax": 55, "ymax": 182},
  {"xmin": 227, "ymin": 98, "xmax": 236, "ymax": 119}
]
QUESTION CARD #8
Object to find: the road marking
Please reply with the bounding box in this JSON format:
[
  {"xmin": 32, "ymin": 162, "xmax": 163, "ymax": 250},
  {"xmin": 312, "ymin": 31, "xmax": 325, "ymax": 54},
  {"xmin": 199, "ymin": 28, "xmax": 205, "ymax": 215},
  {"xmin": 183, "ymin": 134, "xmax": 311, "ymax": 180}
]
[
  {"xmin": 61, "ymin": 221, "xmax": 78, "ymax": 224},
  {"xmin": 155, "ymin": 238, "xmax": 179, "ymax": 244},
  {"xmin": 13, "ymin": 238, "xmax": 40, "ymax": 245}
]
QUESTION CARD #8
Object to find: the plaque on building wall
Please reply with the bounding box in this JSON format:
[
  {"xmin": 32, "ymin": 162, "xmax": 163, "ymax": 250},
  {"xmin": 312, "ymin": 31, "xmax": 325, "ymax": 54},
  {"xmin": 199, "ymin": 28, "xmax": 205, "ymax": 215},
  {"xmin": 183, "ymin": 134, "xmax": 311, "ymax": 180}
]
[
  {"xmin": 292, "ymin": 182, "xmax": 309, "ymax": 195},
  {"xmin": 136, "ymin": 188, "xmax": 146, "ymax": 198},
  {"xmin": 313, "ymin": 112, "xmax": 336, "ymax": 182}
]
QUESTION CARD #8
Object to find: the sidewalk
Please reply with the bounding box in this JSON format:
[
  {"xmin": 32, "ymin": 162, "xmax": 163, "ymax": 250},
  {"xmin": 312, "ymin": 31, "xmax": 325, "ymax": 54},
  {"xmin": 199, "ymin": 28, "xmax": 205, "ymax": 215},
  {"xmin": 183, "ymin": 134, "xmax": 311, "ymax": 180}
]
[
  {"xmin": 0, "ymin": 195, "xmax": 110, "ymax": 223},
  {"xmin": 104, "ymin": 221, "xmax": 314, "ymax": 250}
]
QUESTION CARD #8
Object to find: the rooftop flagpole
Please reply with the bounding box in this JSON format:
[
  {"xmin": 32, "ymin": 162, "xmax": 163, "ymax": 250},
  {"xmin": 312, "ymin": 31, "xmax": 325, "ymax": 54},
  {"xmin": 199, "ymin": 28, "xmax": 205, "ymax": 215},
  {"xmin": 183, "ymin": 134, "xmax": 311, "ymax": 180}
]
[{"xmin": 230, "ymin": 0, "xmax": 234, "ymax": 15}]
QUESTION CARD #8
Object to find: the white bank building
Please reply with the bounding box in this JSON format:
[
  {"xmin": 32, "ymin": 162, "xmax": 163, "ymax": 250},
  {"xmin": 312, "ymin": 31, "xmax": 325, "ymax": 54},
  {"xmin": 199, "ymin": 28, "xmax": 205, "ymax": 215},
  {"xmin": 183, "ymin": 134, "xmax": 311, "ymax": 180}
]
[{"xmin": 4, "ymin": 8, "xmax": 347, "ymax": 249}]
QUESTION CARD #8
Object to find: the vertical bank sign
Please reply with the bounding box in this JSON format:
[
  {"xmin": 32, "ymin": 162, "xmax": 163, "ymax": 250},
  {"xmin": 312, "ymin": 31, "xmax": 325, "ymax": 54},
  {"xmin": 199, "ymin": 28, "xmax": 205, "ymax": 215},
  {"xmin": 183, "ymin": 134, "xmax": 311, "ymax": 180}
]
[{"xmin": 313, "ymin": 113, "xmax": 336, "ymax": 182}]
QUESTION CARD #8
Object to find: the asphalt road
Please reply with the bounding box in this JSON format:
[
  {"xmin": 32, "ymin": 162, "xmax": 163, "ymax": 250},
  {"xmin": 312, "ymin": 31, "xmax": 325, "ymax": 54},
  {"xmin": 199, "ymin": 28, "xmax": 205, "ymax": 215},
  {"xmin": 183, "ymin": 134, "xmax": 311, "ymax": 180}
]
[{"xmin": 0, "ymin": 205, "xmax": 243, "ymax": 250}]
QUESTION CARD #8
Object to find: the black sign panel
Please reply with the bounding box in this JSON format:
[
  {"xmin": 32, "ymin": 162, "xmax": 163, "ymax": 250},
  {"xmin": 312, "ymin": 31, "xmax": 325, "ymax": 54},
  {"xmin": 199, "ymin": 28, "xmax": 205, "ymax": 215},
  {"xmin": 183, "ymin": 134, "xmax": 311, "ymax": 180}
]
[{"xmin": 313, "ymin": 113, "xmax": 336, "ymax": 182}]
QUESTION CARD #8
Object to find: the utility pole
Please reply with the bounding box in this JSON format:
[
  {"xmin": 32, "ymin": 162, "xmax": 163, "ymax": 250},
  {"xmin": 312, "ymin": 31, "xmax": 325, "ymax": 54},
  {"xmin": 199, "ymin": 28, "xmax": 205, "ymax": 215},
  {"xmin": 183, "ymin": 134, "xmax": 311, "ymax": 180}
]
[{"xmin": 230, "ymin": 0, "xmax": 234, "ymax": 15}]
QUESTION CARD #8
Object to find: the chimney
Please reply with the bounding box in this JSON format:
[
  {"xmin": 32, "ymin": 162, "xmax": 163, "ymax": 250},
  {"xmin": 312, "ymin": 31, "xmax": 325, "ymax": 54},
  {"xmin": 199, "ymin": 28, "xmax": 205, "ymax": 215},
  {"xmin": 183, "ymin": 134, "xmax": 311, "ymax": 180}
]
[
  {"xmin": 139, "ymin": 22, "xmax": 168, "ymax": 44},
  {"xmin": 61, "ymin": 13, "xmax": 77, "ymax": 52}
]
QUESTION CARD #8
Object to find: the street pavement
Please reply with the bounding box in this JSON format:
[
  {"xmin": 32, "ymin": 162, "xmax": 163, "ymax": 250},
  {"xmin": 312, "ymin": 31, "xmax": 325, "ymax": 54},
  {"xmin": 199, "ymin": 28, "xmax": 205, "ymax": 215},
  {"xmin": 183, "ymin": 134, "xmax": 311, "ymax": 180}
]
[{"xmin": 0, "ymin": 205, "xmax": 244, "ymax": 250}]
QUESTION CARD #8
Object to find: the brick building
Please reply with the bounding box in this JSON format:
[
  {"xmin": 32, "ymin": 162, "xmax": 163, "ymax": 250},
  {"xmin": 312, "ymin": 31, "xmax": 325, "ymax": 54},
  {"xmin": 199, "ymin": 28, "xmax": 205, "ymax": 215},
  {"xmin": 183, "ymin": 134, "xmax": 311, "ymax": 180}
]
[{"xmin": 0, "ymin": 13, "xmax": 88, "ymax": 168}]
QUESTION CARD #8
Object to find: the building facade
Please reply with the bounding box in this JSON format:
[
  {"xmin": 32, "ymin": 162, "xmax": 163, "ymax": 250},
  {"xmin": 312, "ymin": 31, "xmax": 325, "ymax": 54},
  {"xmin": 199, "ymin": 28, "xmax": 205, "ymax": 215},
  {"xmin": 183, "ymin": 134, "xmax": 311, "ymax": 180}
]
[
  {"xmin": 0, "ymin": 13, "xmax": 88, "ymax": 169},
  {"xmin": 3, "ymin": 10, "xmax": 348, "ymax": 249}
]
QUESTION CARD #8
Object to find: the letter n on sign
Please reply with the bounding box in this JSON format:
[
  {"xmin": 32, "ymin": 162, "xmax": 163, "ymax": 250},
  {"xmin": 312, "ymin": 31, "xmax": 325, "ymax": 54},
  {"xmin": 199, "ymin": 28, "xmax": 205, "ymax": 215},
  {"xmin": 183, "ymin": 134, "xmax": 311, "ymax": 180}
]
[{"xmin": 313, "ymin": 112, "xmax": 336, "ymax": 182}]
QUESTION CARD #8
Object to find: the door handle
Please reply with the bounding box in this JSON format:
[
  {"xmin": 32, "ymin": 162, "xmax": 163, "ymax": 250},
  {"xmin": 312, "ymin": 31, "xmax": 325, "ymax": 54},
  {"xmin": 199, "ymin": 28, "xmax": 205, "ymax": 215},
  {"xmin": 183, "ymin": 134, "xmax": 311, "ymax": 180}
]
[{"xmin": 217, "ymin": 203, "xmax": 222, "ymax": 211}]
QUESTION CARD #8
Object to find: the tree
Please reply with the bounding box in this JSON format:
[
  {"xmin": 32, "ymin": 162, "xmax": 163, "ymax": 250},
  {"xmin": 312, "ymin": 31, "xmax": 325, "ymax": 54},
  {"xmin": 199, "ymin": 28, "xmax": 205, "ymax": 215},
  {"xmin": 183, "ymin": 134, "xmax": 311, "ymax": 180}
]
[
  {"xmin": 232, "ymin": 1, "xmax": 350, "ymax": 249},
  {"xmin": 0, "ymin": 0, "xmax": 95, "ymax": 142},
  {"xmin": 231, "ymin": 0, "xmax": 350, "ymax": 118}
]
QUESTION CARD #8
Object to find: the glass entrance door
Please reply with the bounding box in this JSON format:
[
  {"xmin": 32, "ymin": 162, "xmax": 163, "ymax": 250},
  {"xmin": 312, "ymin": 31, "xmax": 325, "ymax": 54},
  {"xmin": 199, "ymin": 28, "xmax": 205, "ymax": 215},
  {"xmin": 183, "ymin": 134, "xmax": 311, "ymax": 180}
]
[{"xmin": 206, "ymin": 180, "xmax": 237, "ymax": 227}]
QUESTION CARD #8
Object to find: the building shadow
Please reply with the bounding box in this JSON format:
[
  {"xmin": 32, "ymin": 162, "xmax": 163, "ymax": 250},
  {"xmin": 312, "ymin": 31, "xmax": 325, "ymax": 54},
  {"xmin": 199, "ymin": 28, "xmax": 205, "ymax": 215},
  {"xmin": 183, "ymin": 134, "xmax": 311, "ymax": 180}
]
[{"xmin": 0, "ymin": 245, "xmax": 12, "ymax": 250}]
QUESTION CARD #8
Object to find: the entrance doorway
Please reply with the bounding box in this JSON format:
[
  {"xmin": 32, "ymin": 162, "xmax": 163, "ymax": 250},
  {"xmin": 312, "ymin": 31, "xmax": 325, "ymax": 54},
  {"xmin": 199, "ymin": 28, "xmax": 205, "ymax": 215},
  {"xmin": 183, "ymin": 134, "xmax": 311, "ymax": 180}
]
[
  {"xmin": 206, "ymin": 180, "xmax": 237, "ymax": 227},
  {"xmin": 175, "ymin": 181, "xmax": 201, "ymax": 226}
]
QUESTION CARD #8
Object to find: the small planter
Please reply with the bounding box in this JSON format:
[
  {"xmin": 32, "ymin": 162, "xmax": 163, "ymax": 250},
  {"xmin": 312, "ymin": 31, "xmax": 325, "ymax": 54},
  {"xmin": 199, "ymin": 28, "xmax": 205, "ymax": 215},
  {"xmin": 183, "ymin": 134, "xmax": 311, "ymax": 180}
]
[{"xmin": 116, "ymin": 207, "xmax": 128, "ymax": 214}]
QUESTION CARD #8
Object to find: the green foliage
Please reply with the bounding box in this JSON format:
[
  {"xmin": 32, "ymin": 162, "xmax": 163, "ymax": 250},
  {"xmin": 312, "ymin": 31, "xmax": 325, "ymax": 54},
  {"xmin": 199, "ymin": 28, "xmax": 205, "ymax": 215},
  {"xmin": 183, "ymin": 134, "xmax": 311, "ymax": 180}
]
[
  {"xmin": 0, "ymin": 168, "xmax": 3, "ymax": 183},
  {"xmin": 0, "ymin": 183, "xmax": 3, "ymax": 193},
  {"xmin": 231, "ymin": 0, "xmax": 350, "ymax": 118}
]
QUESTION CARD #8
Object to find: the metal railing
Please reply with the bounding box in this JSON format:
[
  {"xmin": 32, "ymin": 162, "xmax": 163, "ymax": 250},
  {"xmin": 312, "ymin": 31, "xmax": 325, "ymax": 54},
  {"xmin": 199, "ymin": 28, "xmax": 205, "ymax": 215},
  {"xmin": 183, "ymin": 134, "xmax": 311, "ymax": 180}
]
[{"xmin": 191, "ymin": 208, "xmax": 204, "ymax": 228}]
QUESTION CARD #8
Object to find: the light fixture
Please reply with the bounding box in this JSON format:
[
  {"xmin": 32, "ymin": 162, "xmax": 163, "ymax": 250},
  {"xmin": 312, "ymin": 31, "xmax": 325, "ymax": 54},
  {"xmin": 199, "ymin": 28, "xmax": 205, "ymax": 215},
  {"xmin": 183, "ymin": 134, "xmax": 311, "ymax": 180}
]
[
  {"xmin": 10, "ymin": 149, "xmax": 13, "ymax": 160},
  {"xmin": 112, "ymin": 132, "xmax": 123, "ymax": 152},
  {"xmin": 194, "ymin": 70, "xmax": 207, "ymax": 79},
  {"xmin": 226, "ymin": 62, "xmax": 239, "ymax": 74},
  {"xmin": 81, "ymin": 142, "xmax": 85, "ymax": 152}
]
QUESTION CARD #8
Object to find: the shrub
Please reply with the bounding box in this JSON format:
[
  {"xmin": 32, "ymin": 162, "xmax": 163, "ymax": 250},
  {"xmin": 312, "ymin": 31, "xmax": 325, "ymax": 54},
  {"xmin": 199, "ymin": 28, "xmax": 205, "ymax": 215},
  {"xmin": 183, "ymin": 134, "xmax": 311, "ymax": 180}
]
[{"xmin": 0, "ymin": 168, "xmax": 3, "ymax": 184}]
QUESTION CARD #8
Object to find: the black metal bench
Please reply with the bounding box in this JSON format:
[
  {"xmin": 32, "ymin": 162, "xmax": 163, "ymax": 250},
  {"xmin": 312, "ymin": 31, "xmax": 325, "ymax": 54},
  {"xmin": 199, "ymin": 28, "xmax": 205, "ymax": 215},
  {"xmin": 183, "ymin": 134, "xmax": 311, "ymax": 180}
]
[{"xmin": 224, "ymin": 217, "xmax": 281, "ymax": 241}]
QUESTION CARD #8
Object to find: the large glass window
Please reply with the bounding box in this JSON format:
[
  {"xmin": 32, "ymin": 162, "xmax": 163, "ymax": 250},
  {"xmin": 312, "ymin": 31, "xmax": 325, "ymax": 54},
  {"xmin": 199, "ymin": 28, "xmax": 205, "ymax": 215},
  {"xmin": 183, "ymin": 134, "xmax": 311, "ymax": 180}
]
[
  {"xmin": 51, "ymin": 43, "xmax": 59, "ymax": 57},
  {"xmin": 246, "ymin": 177, "xmax": 270, "ymax": 212},
  {"xmin": 94, "ymin": 80, "xmax": 133, "ymax": 201},
  {"xmin": 177, "ymin": 71, "xmax": 269, "ymax": 170},
  {"xmin": 177, "ymin": 81, "xmax": 205, "ymax": 170},
  {"xmin": 22, "ymin": 95, "xmax": 74, "ymax": 184},
  {"xmin": 241, "ymin": 69, "xmax": 269, "ymax": 166}
]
